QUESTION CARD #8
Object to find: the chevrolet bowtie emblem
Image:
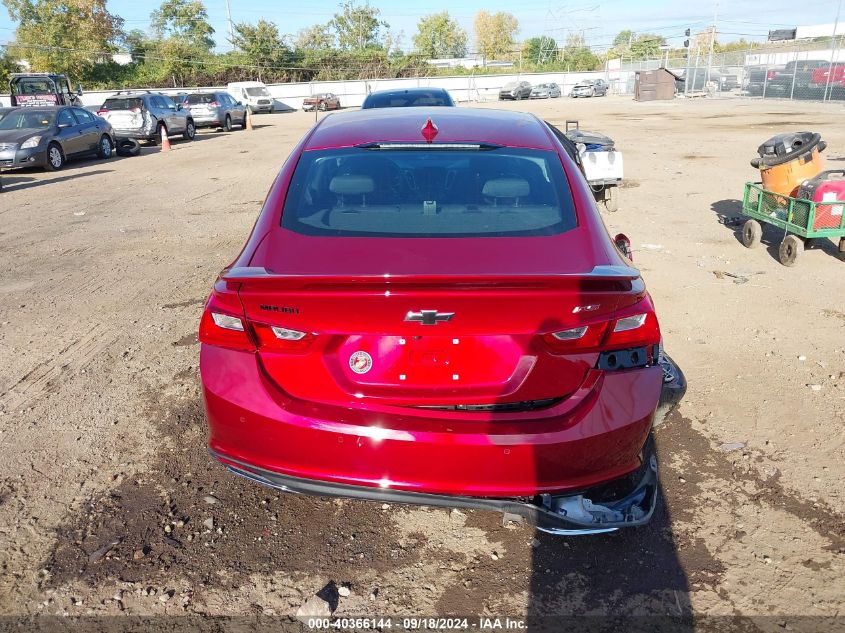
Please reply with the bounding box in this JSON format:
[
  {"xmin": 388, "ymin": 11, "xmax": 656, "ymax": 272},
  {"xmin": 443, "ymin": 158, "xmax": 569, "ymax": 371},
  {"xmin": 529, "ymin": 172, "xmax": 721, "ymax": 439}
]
[{"xmin": 404, "ymin": 310, "xmax": 455, "ymax": 325}]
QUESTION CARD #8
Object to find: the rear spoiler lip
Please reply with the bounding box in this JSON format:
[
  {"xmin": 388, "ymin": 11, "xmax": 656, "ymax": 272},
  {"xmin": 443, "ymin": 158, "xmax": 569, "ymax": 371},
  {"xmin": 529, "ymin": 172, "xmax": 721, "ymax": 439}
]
[{"xmin": 221, "ymin": 264, "xmax": 641, "ymax": 283}]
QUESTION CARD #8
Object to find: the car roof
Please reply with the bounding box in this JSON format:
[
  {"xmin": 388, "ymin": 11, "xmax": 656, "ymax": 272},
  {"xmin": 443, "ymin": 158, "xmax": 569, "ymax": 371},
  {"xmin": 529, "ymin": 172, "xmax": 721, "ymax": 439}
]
[{"xmin": 305, "ymin": 107, "xmax": 555, "ymax": 151}]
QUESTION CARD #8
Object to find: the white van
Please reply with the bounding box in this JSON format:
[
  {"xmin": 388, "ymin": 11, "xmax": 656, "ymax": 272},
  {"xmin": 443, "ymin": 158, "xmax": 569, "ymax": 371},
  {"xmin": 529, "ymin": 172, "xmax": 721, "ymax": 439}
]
[{"xmin": 226, "ymin": 81, "xmax": 274, "ymax": 114}]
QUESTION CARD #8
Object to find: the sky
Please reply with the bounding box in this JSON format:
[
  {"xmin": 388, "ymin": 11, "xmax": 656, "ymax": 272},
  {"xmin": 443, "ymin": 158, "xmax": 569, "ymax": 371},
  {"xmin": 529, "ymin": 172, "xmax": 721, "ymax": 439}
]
[{"xmin": 1, "ymin": 0, "xmax": 843, "ymax": 53}]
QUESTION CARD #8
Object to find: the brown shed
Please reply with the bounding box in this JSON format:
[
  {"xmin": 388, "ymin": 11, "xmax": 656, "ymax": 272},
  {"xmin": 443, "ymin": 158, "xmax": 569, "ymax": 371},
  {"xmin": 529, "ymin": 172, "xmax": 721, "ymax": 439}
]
[{"xmin": 634, "ymin": 68, "xmax": 679, "ymax": 101}]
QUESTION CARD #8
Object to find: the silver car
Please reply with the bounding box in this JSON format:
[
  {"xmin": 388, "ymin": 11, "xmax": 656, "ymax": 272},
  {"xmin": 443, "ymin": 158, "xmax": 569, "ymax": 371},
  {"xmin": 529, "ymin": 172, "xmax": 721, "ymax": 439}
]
[
  {"xmin": 180, "ymin": 91, "xmax": 247, "ymax": 131},
  {"xmin": 97, "ymin": 91, "xmax": 196, "ymax": 143},
  {"xmin": 570, "ymin": 79, "xmax": 609, "ymax": 98},
  {"xmin": 530, "ymin": 83, "xmax": 562, "ymax": 99}
]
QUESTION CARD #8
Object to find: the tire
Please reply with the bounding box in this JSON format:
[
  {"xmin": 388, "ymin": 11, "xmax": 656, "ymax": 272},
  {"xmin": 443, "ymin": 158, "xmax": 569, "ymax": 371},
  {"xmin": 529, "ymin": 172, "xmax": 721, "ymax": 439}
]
[
  {"xmin": 516, "ymin": 92, "xmax": 523, "ymax": 101},
  {"xmin": 741, "ymin": 219, "xmax": 762, "ymax": 248},
  {"xmin": 97, "ymin": 135, "xmax": 114, "ymax": 159},
  {"xmin": 224, "ymin": 115, "xmax": 232, "ymax": 132},
  {"xmin": 778, "ymin": 234, "xmax": 803, "ymax": 267},
  {"xmin": 183, "ymin": 120, "xmax": 196, "ymax": 141},
  {"xmin": 603, "ymin": 186, "xmax": 619, "ymax": 212},
  {"xmin": 45, "ymin": 143, "xmax": 65, "ymax": 171},
  {"xmin": 240, "ymin": 113, "xmax": 248, "ymax": 129},
  {"xmin": 318, "ymin": 101, "xmax": 327, "ymax": 111},
  {"xmin": 116, "ymin": 138, "xmax": 141, "ymax": 157}
]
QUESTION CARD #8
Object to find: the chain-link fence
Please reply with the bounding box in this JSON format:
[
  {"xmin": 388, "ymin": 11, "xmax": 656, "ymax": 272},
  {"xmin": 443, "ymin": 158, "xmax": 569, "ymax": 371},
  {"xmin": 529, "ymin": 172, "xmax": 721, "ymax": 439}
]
[{"xmin": 617, "ymin": 37, "xmax": 845, "ymax": 101}]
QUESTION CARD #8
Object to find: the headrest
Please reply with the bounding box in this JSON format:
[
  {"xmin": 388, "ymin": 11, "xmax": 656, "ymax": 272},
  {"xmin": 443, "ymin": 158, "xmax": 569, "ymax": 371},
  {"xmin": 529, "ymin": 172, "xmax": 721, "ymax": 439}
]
[
  {"xmin": 330, "ymin": 174, "xmax": 374, "ymax": 195},
  {"xmin": 482, "ymin": 177, "xmax": 530, "ymax": 198}
]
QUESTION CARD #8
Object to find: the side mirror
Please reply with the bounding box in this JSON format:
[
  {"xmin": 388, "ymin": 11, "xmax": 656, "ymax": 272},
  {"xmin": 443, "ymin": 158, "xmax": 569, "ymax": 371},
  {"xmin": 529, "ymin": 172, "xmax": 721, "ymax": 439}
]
[
  {"xmin": 614, "ymin": 233, "xmax": 633, "ymax": 261},
  {"xmin": 76, "ymin": 84, "xmax": 83, "ymax": 96},
  {"xmin": 237, "ymin": 101, "xmax": 242, "ymax": 106}
]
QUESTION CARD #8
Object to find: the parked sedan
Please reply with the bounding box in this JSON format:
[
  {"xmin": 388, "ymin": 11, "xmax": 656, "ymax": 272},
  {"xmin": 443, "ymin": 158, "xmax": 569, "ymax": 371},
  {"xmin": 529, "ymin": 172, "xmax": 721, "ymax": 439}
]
[
  {"xmin": 181, "ymin": 91, "xmax": 246, "ymax": 131},
  {"xmin": 198, "ymin": 107, "xmax": 685, "ymax": 534},
  {"xmin": 302, "ymin": 93, "xmax": 342, "ymax": 111},
  {"xmin": 498, "ymin": 81, "xmax": 533, "ymax": 100},
  {"xmin": 530, "ymin": 83, "xmax": 562, "ymax": 99},
  {"xmin": 0, "ymin": 106, "xmax": 115, "ymax": 171},
  {"xmin": 570, "ymin": 79, "xmax": 609, "ymax": 98}
]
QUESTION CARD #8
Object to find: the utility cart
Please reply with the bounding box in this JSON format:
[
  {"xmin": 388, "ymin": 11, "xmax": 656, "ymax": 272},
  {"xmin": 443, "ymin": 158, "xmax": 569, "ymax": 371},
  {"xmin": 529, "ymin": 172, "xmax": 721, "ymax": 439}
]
[
  {"xmin": 741, "ymin": 181, "xmax": 845, "ymax": 266},
  {"xmin": 564, "ymin": 120, "xmax": 624, "ymax": 212}
]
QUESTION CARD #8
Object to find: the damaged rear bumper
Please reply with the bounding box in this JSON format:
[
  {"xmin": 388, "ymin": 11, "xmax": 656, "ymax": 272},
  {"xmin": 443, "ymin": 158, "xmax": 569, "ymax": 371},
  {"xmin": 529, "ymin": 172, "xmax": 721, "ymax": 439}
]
[{"xmin": 211, "ymin": 434, "xmax": 658, "ymax": 535}]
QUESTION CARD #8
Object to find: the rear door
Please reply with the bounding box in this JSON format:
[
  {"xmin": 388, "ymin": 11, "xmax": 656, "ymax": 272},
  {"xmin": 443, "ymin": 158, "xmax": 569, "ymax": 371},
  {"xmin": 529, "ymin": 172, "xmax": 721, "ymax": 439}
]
[{"xmin": 72, "ymin": 107, "xmax": 100, "ymax": 152}]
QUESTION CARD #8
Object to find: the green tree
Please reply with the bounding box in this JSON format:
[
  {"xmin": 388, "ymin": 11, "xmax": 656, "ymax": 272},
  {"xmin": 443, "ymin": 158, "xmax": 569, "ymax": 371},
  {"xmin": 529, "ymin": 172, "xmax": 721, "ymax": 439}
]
[
  {"xmin": 151, "ymin": 0, "xmax": 214, "ymax": 50},
  {"xmin": 0, "ymin": 48, "xmax": 19, "ymax": 86},
  {"xmin": 561, "ymin": 32, "xmax": 600, "ymax": 70},
  {"xmin": 329, "ymin": 1, "xmax": 388, "ymax": 52},
  {"xmin": 412, "ymin": 11, "xmax": 467, "ymax": 58},
  {"xmin": 295, "ymin": 24, "xmax": 335, "ymax": 51},
  {"xmin": 2, "ymin": 0, "xmax": 124, "ymax": 80},
  {"xmin": 473, "ymin": 11, "xmax": 518, "ymax": 61},
  {"xmin": 629, "ymin": 33, "xmax": 665, "ymax": 60},
  {"xmin": 612, "ymin": 30, "xmax": 633, "ymax": 47},
  {"xmin": 232, "ymin": 19, "xmax": 290, "ymax": 81},
  {"xmin": 522, "ymin": 36, "xmax": 557, "ymax": 64}
]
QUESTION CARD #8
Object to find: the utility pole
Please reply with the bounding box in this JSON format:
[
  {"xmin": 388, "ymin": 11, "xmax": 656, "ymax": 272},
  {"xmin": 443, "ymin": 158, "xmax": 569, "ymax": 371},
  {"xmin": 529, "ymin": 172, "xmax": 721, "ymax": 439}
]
[
  {"xmin": 823, "ymin": 0, "xmax": 842, "ymax": 101},
  {"xmin": 225, "ymin": 0, "xmax": 235, "ymax": 46},
  {"xmin": 706, "ymin": 1, "xmax": 719, "ymax": 85}
]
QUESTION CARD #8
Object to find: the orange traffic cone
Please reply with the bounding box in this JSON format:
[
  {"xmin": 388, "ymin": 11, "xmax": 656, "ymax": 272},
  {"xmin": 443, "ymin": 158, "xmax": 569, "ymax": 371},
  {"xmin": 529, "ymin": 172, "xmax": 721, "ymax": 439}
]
[
  {"xmin": 245, "ymin": 108, "xmax": 254, "ymax": 131},
  {"xmin": 160, "ymin": 125, "xmax": 172, "ymax": 152}
]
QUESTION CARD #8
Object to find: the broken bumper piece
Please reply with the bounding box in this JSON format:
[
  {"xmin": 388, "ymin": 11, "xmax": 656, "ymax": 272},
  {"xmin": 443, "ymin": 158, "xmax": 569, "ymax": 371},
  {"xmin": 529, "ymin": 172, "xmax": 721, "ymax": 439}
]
[{"xmin": 211, "ymin": 434, "xmax": 659, "ymax": 536}]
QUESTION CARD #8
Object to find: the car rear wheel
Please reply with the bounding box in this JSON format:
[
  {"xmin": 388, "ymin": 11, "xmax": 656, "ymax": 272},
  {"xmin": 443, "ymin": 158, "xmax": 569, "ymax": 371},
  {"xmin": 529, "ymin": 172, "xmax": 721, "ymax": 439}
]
[
  {"xmin": 183, "ymin": 120, "xmax": 196, "ymax": 141},
  {"xmin": 46, "ymin": 143, "xmax": 65, "ymax": 171},
  {"xmin": 153, "ymin": 122, "xmax": 166, "ymax": 145},
  {"xmin": 97, "ymin": 135, "xmax": 114, "ymax": 159},
  {"xmin": 224, "ymin": 115, "xmax": 233, "ymax": 132},
  {"xmin": 318, "ymin": 101, "xmax": 327, "ymax": 111}
]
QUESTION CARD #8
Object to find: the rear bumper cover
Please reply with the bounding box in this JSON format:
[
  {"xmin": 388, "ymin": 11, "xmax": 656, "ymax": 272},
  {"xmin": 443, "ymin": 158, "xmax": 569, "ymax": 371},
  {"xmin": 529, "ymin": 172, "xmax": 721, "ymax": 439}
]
[{"xmin": 211, "ymin": 433, "xmax": 658, "ymax": 535}]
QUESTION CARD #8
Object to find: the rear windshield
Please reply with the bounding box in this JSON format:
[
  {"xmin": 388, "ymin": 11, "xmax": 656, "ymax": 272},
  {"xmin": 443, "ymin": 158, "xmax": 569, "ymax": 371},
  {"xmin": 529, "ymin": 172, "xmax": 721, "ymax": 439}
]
[
  {"xmin": 281, "ymin": 147, "xmax": 576, "ymax": 238},
  {"xmin": 102, "ymin": 98, "xmax": 144, "ymax": 111},
  {"xmin": 364, "ymin": 90, "xmax": 452, "ymax": 108},
  {"xmin": 185, "ymin": 93, "xmax": 216, "ymax": 104}
]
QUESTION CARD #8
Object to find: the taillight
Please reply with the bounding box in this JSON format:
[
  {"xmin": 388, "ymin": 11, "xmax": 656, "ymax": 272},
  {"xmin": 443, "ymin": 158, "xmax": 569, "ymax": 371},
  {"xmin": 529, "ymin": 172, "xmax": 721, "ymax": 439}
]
[
  {"xmin": 542, "ymin": 297, "xmax": 661, "ymax": 355},
  {"xmin": 250, "ymin": 322, "xmax": 315, "ymax": 352},
  {"xmin": 543, "ymin": 322, "xmax": 610, "ymax": 352},
  {"xmin": 131, "ymin": 107, "xmax": 142, "ymax": 114},
  {"xmin": 210, "ymin": 101, "xmax": 220, "ymax": 107},
  {"xmin": 199, "ymin": 290, "xmax": 255, "ymax": 351},
  {"xmin": 604, "ymin": 310, "xmax": 660, "ymax": 349},
  {"xmin": 766, "ymin": 70, "xmax": 776, "ymax": 80},
  {"xmin": 96, "ymin": 109, "xmax": 107, "ymax": 115}
]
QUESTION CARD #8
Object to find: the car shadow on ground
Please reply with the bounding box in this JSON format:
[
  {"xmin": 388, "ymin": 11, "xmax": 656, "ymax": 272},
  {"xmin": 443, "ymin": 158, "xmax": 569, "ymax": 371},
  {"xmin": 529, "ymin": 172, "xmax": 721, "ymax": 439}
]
[
  {"xmin": 711, "ymin": 198, "xmax": 844, "ymax": 263},
  {"xmin": 0, "ymin": 169, "xmax": 113, "ymax": 192}
]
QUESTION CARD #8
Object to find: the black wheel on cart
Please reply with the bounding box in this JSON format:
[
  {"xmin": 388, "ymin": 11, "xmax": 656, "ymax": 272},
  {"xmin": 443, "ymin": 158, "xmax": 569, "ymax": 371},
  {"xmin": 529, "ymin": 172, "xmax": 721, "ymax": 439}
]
[
  {"xmin": 778, "ymin": 234, "xmax": 803, "ymax": 267},
  {"xmin": 741, "ymin": 219, "xmax": 762, "ymax": 248},
  {"xmin": 603, "ymin": 186, "xmax": 619, "ymax": 212}
]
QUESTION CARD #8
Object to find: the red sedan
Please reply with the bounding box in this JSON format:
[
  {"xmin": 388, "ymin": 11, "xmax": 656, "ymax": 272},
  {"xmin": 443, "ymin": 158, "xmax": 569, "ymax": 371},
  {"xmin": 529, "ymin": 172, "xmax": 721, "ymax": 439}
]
[{"xmin": 199, "ymin": 107, "xmax": 685, "ymax": 534}]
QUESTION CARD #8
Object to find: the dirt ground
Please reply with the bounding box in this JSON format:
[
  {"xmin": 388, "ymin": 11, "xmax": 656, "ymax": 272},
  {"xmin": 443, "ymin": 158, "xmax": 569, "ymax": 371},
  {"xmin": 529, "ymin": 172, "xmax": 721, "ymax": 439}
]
[{"xmin": 0, "ymin": 96, "xmax": 843, "ymax": 632}]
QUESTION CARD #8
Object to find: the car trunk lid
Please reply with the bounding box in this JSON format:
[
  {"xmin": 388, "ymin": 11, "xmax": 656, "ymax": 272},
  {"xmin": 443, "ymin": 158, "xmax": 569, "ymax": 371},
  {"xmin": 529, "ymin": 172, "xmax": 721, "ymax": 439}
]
[{"xmin": 228, "ymin": 264, "xmax": 644, "ymax": 408}]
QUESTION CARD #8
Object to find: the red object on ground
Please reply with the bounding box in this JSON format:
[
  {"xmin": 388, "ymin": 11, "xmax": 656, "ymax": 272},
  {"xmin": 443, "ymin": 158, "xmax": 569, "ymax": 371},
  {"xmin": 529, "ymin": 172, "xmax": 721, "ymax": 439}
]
[{"xmin": 797, "ymin": 170, "xmax": 845, "ymax": 229}]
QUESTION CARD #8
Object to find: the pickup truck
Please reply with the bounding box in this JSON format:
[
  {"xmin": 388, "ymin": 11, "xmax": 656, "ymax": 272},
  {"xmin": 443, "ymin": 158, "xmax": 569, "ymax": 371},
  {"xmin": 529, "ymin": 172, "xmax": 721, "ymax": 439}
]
[
  {"xmin": 810, "ymin": 64, "xmax": 845, "ymax": 95},
  {"xmin": 746, "ymin": 60, "xmax": 830, "ymax": 96}
]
